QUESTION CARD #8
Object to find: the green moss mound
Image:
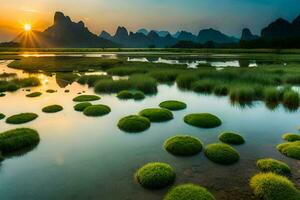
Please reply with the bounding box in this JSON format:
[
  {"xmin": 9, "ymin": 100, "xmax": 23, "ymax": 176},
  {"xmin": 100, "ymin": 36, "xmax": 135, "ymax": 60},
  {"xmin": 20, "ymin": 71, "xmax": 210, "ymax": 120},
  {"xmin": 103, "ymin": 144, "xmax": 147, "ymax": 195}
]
[
  {"xmin": 46, "ymin": 89, "xmax": 57, "ymax": 93},
  {"xmin": 0, "ymin": 93, "xmax": 6, "ymax": 97},
  {"xmin": 219, "ymin": 132, "xmax": 245, "ymax": 145},
  {"xmin": 256, "ymin": 158, "xmax": 291, "ymax": 175},
  {"xmin": 26, "ymin": 92, "xmax": 42, "ymax": 97},
  {"xmin": 136, "ymin": 162, "xmax": 176, "ymax": 189},
  {"xmin": 42, "ymin": 105, "xmax": 63, "ymax": 113},
  {"xmin": 282, "ymin": 133, "xmax": 300, "ymax": 142},
  {"xmin": 83, "ymin": 104, "xmax": 111, "ymax": 117},
  {"xmin": 250, "ymin": 173, "xmax": 300, "ymax": 200},
  {"xmin": 73, "ymin": 95, "xmax": 101, "ymax": 102},
  {"xmin": 184, "ymin": 113, "xmax": 222, "ymax": 128},
  {"xmin": 205, "ymin": 143, "xmax": 239, "ymax": 165},
  {"xmin": 133, "ymin": 91, "xmax": 145, "ymax": 100},
  {"xmin": 0, "ymin": 113, "xmax": 5, "ymax": 120},
  {"xmin": 159, "ymin": 100, "xmax": 187, "ymax": 111},
  {"xmin": 74, "ymin": 102, "xmax": 92, "ymax": 112},
  {"xmin": 118, "ymin": 115, "xmax": 151, "ymax": 133},
  {"xmin": 164, "ymin": 135, "xmax": 203, "ymax": 156},
  {"xmin": 164, "ymin": 184, "xmax": 215, "ymax": 200},
  {"xmin": 117, "ymin": 90, "xmax": 134, "ymax": 99},
  {"xmin": 0, "ymin": 128, "xmax": 40, "ymax": 154},
  {"xmin": 277, "ymin": 141, "xmax": 300, "ymax": 160},
  {"xmin": 139, "ymin": 108, "xmax": 173, "ymax": 122},
  {"xmin": 6, "ymin": 113, "xmax": 38, "ymax": 124}
]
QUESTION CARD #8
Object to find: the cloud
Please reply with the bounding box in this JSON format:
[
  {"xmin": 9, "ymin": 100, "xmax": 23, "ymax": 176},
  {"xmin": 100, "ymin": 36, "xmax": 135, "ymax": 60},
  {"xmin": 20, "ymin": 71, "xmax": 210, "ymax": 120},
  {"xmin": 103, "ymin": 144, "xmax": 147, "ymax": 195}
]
[{"xmin": 20, "ymin": 7, "xmax": 40, "ymax": 13}]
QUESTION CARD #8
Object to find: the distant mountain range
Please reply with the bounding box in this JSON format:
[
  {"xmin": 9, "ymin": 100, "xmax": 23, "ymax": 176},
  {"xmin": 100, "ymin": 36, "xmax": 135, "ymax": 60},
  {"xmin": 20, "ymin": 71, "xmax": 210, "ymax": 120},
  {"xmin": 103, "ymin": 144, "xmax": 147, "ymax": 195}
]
[{"xmin": 8, "ymin": 11, "xmax": 300, "ymax": 48}]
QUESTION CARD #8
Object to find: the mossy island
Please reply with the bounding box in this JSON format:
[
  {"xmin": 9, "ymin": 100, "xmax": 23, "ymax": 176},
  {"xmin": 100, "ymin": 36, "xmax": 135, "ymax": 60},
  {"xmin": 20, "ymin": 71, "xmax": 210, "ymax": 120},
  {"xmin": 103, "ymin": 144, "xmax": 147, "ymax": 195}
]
[
  {"xmin": 0, "ymin": 128, "xmax": 40, "ymax": 154},
  {"xmin": 135, "ymin": 162, "xmax": 176, "ymax": 189},
  {"xmin": 159, "ymin": 100, "xmax": 187, "ymax": 111},
  {"xmin": 0, "ymin": 113, "xmax": 5, "ymax": 120},
  {"xmin": 74, "ymin": 102, "xmax": 92, "ymax": 112},
  {"xmin": 184, "ymin": 113, "xmax": 222, "ymax": 128},
  {"xmin": 256, "ymin": 158, "xmax": 291, "ymax": 175},
  {"xmin": 83, "ymin": 104, "xmax": 111, "ymax": 117},
  {"xmin": 219, "ymin": 132, "xmax": 245, "ymax": 145},
  {"xmin": 164, "ymin": 135, "xmax": 203, "ymax": 156},
  {"xmin": 250, "ymin": 173, "xmax": 300, "ymax": 200},
  {"xmin": 277, "ymin": 141, "xmax": 300, "ymax": 160},
  {"xmin": 205, "ymin": 143, "xmax": 239, "ymax": 165},
  {"xmin": 139, "ymin": 108, "xmax": 173, "ymax": 122},
  {"xmin": 26, "ymin": 92, "xmax": 42, "ymax": 97},
  {"xmin": 42, "ymin": 105, "xmax": 63, "ymax": 113},
  {"xmin": 117, "ymin": 90, "xmax": 134, "ymax": 99},
  {"xmin": 73, "ymin": 94, "xmax": 101, "ymax": 102},
  {"xmin": 164, "ymin": 184, "xmax": 215, "ymax": 200},
  {"xmin": 46, "ymin": 89, "xmax": 57, "ymax": 93},
  {"xmin": 133, "ymin": 91, "xmax": 145, "ymax": 100},
  {"xmin": 282, "ymin": 133, "xmax": 300, "ymax": 142},
  {"xmin": 6, "ymin": 113, "xmax": 38, "ymax": 124},
  {"xmin": 118, "ymin": 115, "xmax": 150, "ymax": 133}
]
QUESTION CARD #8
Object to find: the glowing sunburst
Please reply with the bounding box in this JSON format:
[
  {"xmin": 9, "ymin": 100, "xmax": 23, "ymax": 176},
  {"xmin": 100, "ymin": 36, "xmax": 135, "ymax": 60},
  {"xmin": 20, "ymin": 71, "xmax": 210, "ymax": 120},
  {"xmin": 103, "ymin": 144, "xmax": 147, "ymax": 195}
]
[{"xmin": 24, "ymin": 24, "xmax": 32, "ymax": 32}]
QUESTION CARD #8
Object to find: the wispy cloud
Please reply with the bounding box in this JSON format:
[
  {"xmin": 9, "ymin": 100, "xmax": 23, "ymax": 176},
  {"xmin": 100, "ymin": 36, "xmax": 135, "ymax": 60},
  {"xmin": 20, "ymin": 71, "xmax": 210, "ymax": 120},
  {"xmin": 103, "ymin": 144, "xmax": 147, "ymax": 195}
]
[{"xmin": 20, "ymin": 7, "xmax": 40, "ymax": 13}]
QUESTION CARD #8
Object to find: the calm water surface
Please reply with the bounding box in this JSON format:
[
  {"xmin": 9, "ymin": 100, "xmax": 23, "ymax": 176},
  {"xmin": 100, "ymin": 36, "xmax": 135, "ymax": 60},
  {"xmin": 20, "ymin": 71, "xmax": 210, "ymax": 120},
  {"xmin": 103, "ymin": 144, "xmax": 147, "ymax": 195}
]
[{"xmin": 0, "ymin": 60, "xmax": 300, "ymax": 200}]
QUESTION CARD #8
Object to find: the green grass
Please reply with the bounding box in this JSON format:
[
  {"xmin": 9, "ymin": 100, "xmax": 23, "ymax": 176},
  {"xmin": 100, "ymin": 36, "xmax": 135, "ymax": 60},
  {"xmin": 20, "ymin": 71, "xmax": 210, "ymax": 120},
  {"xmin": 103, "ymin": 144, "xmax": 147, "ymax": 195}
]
[
  {"xmin": 83, "ymin": 104, "xmax": 111, "ymax": 117},
  {"xmin": 46, "ymin": 89, "xmax": 57, "ymax": 93},
  {"xmin": 0, "ymin": 113, "xmax": 5, "ymax": 120},
  {"xmin": 77, "ymin": 75, "xmax": 112, "ymax": 87},
  {"xmin": 0, "ymin": 93, "xmax": 6, "ymax": 97},
  {"xmin": 42, "ymin": 105, "xmax": 63, "ymax": 113},
  {"xmin": 107, "ymin": 67, "xmax": 148, "ymax": 76},
  {"xmin": 6, "ymin": 113, "xmax": 38, "ymax": 124},
  {"xmin": 205, "ymin": 143, "xmax": 240, "ymax": 165},
  {"xmin": 282, "ymin": 90, "xmax": 299, "ymax": 110},
  {"xmin": 135, "ymin": 162, "xmax": 176, "ymax": 189},
  {"xmin": 229, "ymin": 86, "xmax": 256, "ymax": 103},
  {"xmin": 163, "ymin": 184, "xmax": 215, "ymax": 200},
  {"xmin": 256, "ymin": 158, "xmax": 291, "ymax": 175},
  {"xmin": 250, "ymin": 173, "xmax": 300, "ymax": 200},
  {"xmin": 219, "ymin": 132, "xmax": 245, "ymax": 145},
  {"xmin": 192, "ymin": 79, "xmax": 217, "ymax": 94},
  {"xmin": 164, "ymin": 135, "xmax": 203, "ymax": 156},
  {"xmin": 118, "ymin": 115, "xmax": 151, "ymax": 133},
  {"xmin": 0, "ymin": 81, "xmax": 19, "ymax": 92},
  {"xmin": 0, "ymin": 77, "xmax": 40, "ymax": 93},
  {"xmin": 176, "ymin": 74, "xmax": 198, "ymax": 89},
  {"xmin": 94, "ymin": 79, "xmax": 132, "ymax": 93},
  {"xmin": 184, "ymin": 113, "xmax": 222, "ymax": 128},
  {"xmin": 264, "ymin": 87, "xmax": 280, "ymax": 104},
  {"xmin": 129, "ymin": 75, "xmax": 157, "ymax": 94},
  {"xmin": 0, "ymin": 128, "xmax": 40, "ymax": 154},
  {"xmin": 56, "ymin": 72, "xmax": 79, "ymax": 83},
  {"xmin": 117, "ymin": 90, "xmax": 134, "ymax": 99},
  {"xmin": 277, "ymin": 141, "xmax": 300, "ymax": 160},
  {"xmin": 214, "ymin": 85, "xmax": 229, "ymax": 96},
  {"xmin": 159, "ymin": 100, "xmax": 187, "ymax": 111},
  {"xmin": 282, "ymin": 133, "xmax": 300, "ymax": 142},
  {"xmin": 74, "ymin": 102, "xmax": 92, "ymax": 112},
  {"xmin": 133, "ymin": 91, "xmax": 145, "ymax": 100},
  {"xmin": 73, "ymin": 95, "xmax": 101, "ymax": 102},
  {"xmin": 26, "ymin": 92, "xmax": 42, "ymax": 97},
  {"xmin": 139, "ymin": 108, "xmax": 173, "ymax": 122},
  {"xmin": 148, "ymin": 70, "xmax": 182, "ymax": 83}
]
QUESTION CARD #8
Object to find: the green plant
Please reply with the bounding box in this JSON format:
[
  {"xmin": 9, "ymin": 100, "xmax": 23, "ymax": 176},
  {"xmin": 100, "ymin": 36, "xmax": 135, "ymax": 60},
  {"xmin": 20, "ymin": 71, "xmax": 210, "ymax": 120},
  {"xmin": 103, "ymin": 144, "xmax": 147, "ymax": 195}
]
[
  {"xmin": 118, "ymin": 115, "xmax": 150, "ymax": 133},
  {"xmin": 0, "ymin": 113, "xmax": 5, "ymax": 120},
  {"xmin": 73, "ymin": 95, "xmax": 101, "ymax": 102},
  {"xmin": 139, "ymin": 108, "xmax": 173, "ymax": 122},
  {"xmin": 46, "ymin": 89, "xmax": 57, "ymax": 93},
  {"xmin": 184, "ymin": 113, "xmax": 222, "ymax": 128},
  {"xmin": 164, "ymin": 135, "xmax": 203, "ymax": 156},
  {"xmin": 6, "ymin": 113, "xmax": 38, "ymax": 124},
  {"xmin": 117, "ymin": 90, "xmax": 134, "ymax": 99},
  {"xmin": 256, "ymin": 158, "xmax": 291, "ymax": 175},
  {"xmin": 135, "ymin": 162, "xmax": 176, "ymax": 189},
  {"xmin": 74, "ymin": 102, "xmax": 92, "ymax": 112},
  {"xmin": 192, "ymin": 79, "xmax": 216, "ymax": 94},
  {"xmin": 77, "ymin": 75, "xmax": 112, "ymax": 87},
  {"xmin": 159, "ymin": 100, "xmax": 187, "ymax": 111},
  {"xmin": 83, "ymin": 104, "xmax": 111, "ymax": 117},
  {"xmin": 277, "ymin": 141, "xmax": 300, "ymax": 160},
  {"xmin": 26, "ymin": 92, "xmax": 42, "ymax": 97},
  {"xmin": 282, "ymin": 133, "xmax": 300, "ymax": 142},
  {"xmin": 219, "ymin": 132, "xmax": 245, "ymax": 145},
  {"xmin": 205, "ymin": 143, "xmax": 239, "ymax": 165},
  {"xmin": 42, "ymin": 105, "xmax": 63, "ymax": 113},
  {"xmin": 133, "ymin": 91, "xmax": 145, "ymax": 100}
]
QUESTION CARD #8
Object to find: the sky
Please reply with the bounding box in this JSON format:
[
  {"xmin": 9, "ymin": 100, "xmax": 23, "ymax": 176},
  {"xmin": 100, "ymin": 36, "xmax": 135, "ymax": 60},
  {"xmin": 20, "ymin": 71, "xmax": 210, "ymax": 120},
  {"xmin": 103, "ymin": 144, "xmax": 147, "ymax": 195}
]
[{"xmin": 0, "ymin": 0, "xmax": 300, "ymax": 42}]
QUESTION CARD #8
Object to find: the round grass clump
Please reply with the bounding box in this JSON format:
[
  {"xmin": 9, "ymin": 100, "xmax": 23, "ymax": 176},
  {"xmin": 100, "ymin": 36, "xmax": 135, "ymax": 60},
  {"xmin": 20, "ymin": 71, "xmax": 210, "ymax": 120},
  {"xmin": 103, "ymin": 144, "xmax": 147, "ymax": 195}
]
[
  {"xmin": 74, "ymin": 102, "xmax": 92, "ymax": 112},
  {"xmin": 83, "ymin": 104, "xmax": 111, "ymax": 117},
  {"xmin": 0, "ymin": 93, "xmax": 5, "ymax": 97},
  {"xmin": 277, "ymin": 141, "xmax": 300, "ymax": 160},
  {"xmin": 219, "ymin": 132, "xmax": 245, "ymax": 145},
  {"xmin": 46, "ymin": 89, "xmax": 57, "ymax": 93},
  {"xmin": 133, "ymin": 91, "xmax": 145, "ymax": 100},
  {"xmin": 184, "ymin": 113, "xmax": 221, "ymax": 128},
  {"xmin": 118, "ymin": 115, "xmax": 150, "ymax": 133},
  {"xmin": 139, "ymin": 108, "xmax": 173, "ymax": 122},
  {"xmin": 159, "ymin": 100, "xmax": 187, "ymax": 111},
  {"xmin": 0, "ymin": 113, "xmax": 5, "ymax": 120},
  {"xmin": 136, "ymin": 162, "xmax": 176, "ymax": 189},
  {"xmin": 256, "ymin": 158, "xmax": 291, "ymax": 175},
  {"xmin": 282, "ymin": 133, "xmax": 300, "ymax": 142},
  {"xmin": 0, "ymin": 128, "xmax": 40, "ymax": 154},
  {"xmin": 42, "ymin": 105, "xmax": 63, "ymax": 113},
  {"xmin": 205, "ymin": 143, "xmax": 239, "ymax": 165},
  {"xmin": 26, "ymin": 92, "xmax": 42, "ymax": 98},
  {"xmin": 117, "ymin": 90, "xmax": 134, "ymax": 99},
  {"xmin": 164, "ymin": 135, "xmax": 203, "ymax": 156},
  {"xmin": 73, "ymin": 95, "xmax": 101, "ymax": 102},
  {"xmin": 250, "ymin": 173, "xmax": 300, "ymax": 200},
  {"xmin": 6, "ymin": 113, "xmax": 38, "ymax": 124},
  {"xmin": 164, "ymin": 184, "xmax": 215, "ymax": 200}
]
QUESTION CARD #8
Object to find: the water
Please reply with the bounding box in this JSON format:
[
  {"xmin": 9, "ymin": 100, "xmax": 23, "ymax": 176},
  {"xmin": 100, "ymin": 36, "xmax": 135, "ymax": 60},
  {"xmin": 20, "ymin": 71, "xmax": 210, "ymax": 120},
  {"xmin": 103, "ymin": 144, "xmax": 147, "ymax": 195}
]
[{"xmin": 0, "ymin": 60, "xmax": 300, "ymax": 200}]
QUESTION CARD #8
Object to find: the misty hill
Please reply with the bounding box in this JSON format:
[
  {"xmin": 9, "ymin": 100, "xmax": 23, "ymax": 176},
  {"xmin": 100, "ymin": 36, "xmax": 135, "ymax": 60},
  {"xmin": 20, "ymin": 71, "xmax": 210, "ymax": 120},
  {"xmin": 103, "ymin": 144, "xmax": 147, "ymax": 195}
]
[
  {"xmin": 241, "ymin": 28, "xmax": 259, "ymax": 41},
  {"xmin": 14, "ymin": 12, "xmax": 117, "ymax": 48}
]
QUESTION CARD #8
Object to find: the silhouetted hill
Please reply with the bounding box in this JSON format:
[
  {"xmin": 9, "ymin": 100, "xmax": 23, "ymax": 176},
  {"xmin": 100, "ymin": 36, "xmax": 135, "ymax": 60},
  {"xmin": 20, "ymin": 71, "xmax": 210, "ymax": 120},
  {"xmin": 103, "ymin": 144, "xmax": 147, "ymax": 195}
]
[
  {"xmin": 241, "ymin": 28, "xmax": 259, "ymax": 41},
  {"xmin": 14, "ymin": 12, "xmax": 117, "ymax": 48},
  {"xmin": 197, "ymin": 28, "xmax": 238, "ymax": 44},
  {"xmin": 177, "ymin": 31, "xmax": 198, "ymax": 42},
  {"xmin": 261, "ymin": 18, "xmax": 293, "ymax": 39}
]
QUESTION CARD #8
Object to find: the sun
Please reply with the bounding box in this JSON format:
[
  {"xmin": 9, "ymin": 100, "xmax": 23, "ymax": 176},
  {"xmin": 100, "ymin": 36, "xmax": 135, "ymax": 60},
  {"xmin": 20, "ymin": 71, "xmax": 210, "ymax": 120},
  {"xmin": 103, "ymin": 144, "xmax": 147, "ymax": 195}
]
[{"xmin": 24, "ymin": 24, "xmax": 32, "ymax": 32}]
